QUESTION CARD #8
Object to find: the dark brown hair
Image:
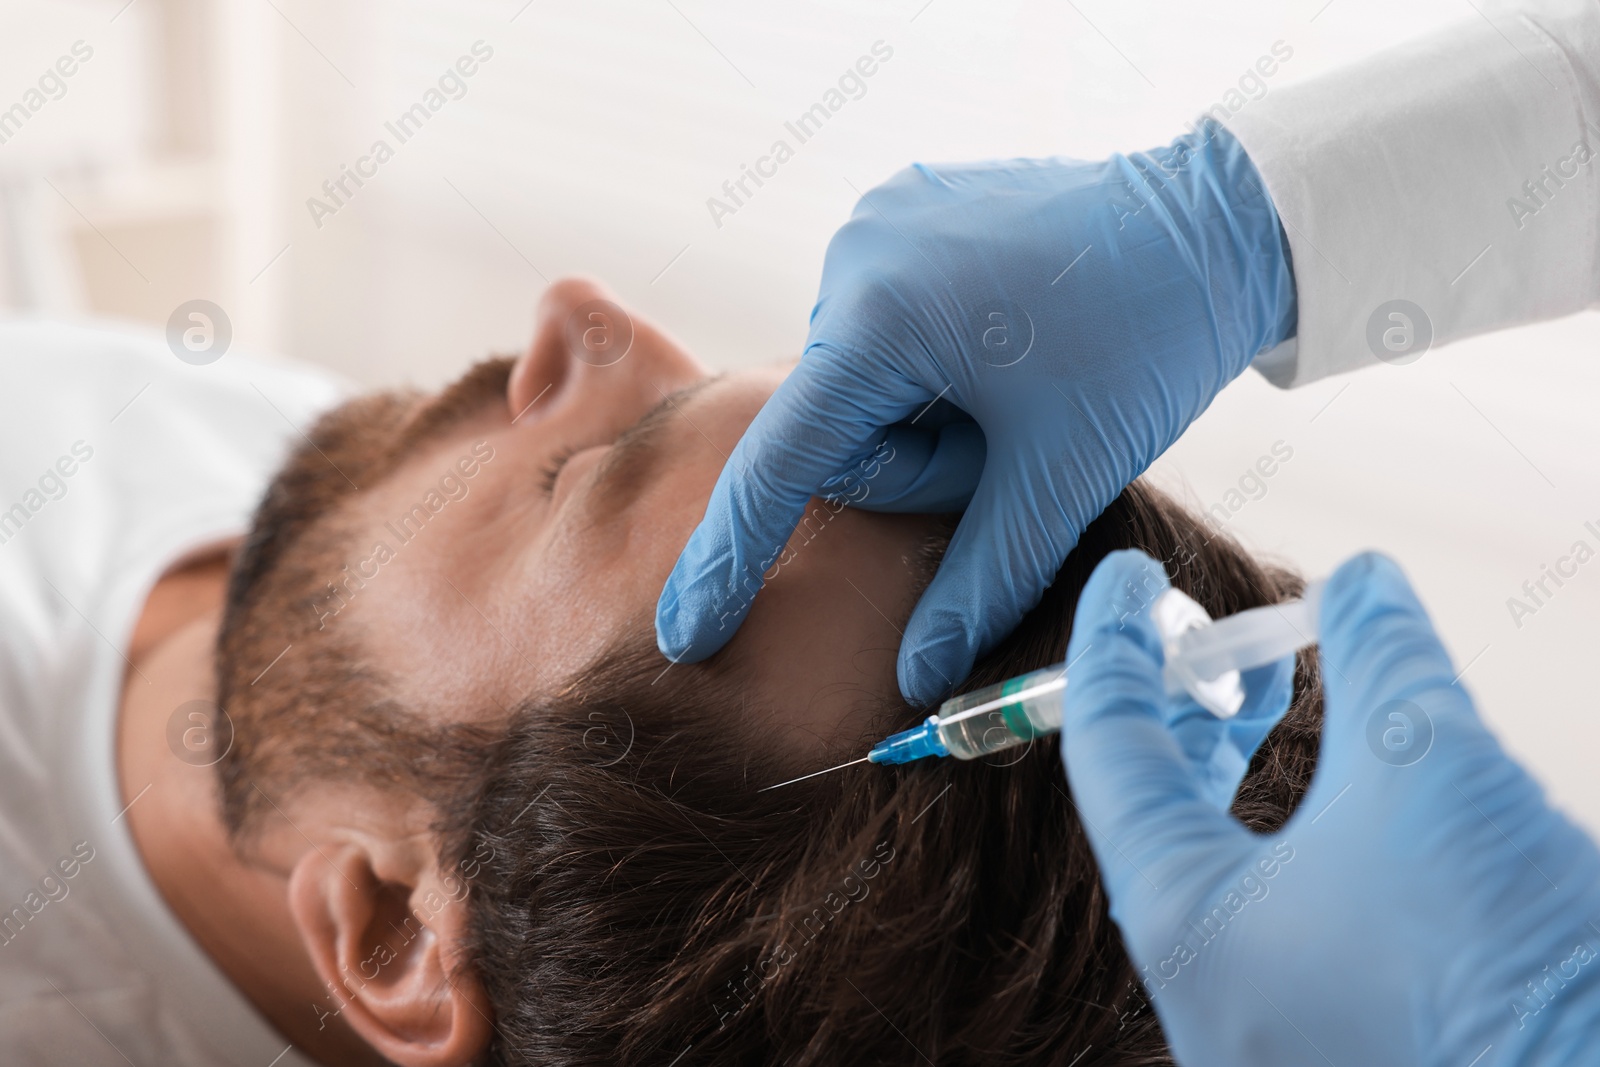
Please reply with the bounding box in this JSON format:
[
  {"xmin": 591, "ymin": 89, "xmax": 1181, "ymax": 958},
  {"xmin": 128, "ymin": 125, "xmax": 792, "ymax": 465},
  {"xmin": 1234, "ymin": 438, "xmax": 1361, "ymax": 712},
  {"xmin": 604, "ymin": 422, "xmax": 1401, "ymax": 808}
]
[
  {"xmin": 210, "ymin": 359, "xmax": 1319, "ymax": 1064},
  {"xmin": 447, "ymin": 481, "xmax": 1323, "ymax": 1067}
]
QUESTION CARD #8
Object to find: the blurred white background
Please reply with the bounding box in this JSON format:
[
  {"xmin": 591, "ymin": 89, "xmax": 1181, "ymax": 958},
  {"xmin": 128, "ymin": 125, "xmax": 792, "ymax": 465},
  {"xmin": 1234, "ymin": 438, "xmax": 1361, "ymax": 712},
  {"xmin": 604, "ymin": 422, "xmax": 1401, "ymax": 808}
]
[{"xmin": 2, "ymin": 0, "xmax": 1597, "ymax": 829}]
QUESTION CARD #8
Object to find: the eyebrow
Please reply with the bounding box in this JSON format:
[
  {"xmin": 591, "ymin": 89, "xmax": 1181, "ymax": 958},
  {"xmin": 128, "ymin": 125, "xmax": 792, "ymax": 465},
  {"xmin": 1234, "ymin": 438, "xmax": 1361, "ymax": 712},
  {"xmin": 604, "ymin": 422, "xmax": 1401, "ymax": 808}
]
[{"xmin": 586, "ymin": 375, "xmax": 723, "ymax": 515}]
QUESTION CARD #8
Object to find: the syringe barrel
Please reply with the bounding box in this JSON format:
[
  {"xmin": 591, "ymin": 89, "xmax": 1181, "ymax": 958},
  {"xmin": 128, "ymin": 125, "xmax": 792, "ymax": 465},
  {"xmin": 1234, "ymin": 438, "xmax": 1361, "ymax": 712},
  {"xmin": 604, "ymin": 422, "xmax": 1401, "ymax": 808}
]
[{"xmin": 935, "ymin": 667, "xmax": 1065, "ymax": 760}]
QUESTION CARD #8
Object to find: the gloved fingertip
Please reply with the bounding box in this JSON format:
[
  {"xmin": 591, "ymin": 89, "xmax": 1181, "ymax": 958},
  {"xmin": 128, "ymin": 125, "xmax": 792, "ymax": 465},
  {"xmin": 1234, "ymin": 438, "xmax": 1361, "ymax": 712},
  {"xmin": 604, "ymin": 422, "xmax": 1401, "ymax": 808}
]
[
  {"xmin": 653, "ymin": 589, "xmax": 688, "ymax": 659},
  {"xmin": 1060, "ymin": 551, "xmax": 1178, "ymax": 739},
  {"xmin": 898, "ymin": 644, "xmax": 968, "ymax": 708},
  {"xmin": 1317, "ymin": 551, "xmax": 1450, "ymax": 689},
  {"xmin": 1313, "ymin": 552, "xmax": 1499, "ymax": 786},
  {"xmin": 655, "ymin": 580, "xmax": 750, "ymax": 663},
  {"xmin": 654, "ymin": 546, "xmax": 743, "ymax": 664},
  {"xmin": 1069, "ymin": 549, "xmax": 1173, "ymax": 649},
  {"xmin": 1322, "ymin": 551, "xmax": 1414, "ymax": 625}
]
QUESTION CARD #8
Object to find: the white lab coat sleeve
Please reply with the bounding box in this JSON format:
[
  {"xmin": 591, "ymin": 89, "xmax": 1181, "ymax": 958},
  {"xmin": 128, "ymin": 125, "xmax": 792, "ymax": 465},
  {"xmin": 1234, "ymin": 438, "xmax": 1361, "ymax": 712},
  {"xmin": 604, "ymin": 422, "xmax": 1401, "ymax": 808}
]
[{"xmin": 1223, "ymin": 0, "xmax": 1600, "ymax": 388}]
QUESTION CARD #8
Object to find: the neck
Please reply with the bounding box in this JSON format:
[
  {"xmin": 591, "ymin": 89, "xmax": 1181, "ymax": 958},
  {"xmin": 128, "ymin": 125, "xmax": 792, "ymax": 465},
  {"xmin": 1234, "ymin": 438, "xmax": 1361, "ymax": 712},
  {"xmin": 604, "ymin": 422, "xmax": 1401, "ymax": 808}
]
[{"xmin": 116, "ymin": 550, "xmax": 388, "ymax": 1067}]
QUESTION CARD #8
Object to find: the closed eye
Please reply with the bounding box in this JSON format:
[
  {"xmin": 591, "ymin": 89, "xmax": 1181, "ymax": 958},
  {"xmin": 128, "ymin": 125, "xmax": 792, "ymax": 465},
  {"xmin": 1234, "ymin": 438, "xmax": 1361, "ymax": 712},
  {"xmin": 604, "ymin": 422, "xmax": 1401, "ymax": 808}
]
[{"xmin": 538, "ymin": 446, "xmax": 577, "ymax": 495}]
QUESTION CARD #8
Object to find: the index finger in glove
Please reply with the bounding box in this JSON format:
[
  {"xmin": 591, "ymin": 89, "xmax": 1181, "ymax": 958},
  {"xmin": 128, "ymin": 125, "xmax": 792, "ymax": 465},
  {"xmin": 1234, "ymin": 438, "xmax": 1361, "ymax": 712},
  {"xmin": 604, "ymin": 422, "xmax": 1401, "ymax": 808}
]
[{"xmin": 655, "ymin": 350, "xmax": 931, "ymax": 663}]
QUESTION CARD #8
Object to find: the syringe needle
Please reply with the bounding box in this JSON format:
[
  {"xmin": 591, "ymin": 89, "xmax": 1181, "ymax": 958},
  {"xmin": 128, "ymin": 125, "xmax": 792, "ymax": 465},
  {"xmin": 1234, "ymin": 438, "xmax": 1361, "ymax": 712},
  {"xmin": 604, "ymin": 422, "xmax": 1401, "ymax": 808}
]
[{"xmin": 758, "ymin": 755, "xmax": 872, "ymax": 792}]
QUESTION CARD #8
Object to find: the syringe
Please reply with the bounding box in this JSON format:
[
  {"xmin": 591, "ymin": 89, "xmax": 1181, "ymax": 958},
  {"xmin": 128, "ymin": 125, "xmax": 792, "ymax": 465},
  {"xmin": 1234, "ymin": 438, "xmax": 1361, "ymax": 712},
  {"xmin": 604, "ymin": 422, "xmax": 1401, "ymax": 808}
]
[{"xmin": 761, "ymin": 582, "xmax": 1322, "ymax": 789}]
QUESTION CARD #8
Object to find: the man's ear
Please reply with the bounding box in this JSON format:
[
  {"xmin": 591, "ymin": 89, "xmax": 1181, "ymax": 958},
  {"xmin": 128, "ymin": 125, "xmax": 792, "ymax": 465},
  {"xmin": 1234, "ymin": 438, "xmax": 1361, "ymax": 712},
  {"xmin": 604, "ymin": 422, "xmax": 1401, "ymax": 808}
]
[{"xmin": 287, "ymin": 842, "xmax": 493, "ymax": 1067}]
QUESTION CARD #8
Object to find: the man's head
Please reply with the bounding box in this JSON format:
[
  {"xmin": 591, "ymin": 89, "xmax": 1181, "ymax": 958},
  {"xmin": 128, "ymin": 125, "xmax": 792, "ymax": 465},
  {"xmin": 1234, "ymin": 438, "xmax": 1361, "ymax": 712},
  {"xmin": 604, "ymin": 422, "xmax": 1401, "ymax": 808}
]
[
  {"xmin": 213, "ymin": 277, "xmax": 948, "ymax": 1064},
  {"xmin": 213, "ymin": 276, "xmax": 1324, "ymax": 1066}
]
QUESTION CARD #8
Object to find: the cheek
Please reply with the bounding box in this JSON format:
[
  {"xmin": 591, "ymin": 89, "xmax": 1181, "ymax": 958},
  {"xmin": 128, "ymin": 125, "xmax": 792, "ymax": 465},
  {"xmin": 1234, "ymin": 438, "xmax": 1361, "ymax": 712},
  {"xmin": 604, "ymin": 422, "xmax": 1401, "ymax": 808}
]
[
  {"xmin": 535, "ymin": 514, "xmax": 680, "ymax": 669},
  {"xmin": 534, "ymin": 448, "xmax": 748, "ymax": 669},
  {"xmin": 596, "ymin": 445, "xmax": 740, "ymax": 593}
]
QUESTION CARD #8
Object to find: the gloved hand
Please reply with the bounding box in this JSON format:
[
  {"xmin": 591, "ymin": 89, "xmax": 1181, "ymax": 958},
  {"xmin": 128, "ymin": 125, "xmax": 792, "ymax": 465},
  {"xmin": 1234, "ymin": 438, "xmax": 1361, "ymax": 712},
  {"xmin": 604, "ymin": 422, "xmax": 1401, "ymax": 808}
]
[
  {"xmin": 1062, "ymin": 549, "xmax": 1600, "ymax": 1067},
  {"xmin": 657, "ymin": 121, "xmax": 1298, "ymax": 705}
]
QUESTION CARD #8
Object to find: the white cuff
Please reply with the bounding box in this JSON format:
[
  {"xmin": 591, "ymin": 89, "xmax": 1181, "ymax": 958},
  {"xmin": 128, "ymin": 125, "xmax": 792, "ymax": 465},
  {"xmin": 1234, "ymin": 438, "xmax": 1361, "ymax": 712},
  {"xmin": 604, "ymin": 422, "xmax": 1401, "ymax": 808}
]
[{"xmin": 1224, "ymin": 0, "xmax": 1600, "ymax": 387}]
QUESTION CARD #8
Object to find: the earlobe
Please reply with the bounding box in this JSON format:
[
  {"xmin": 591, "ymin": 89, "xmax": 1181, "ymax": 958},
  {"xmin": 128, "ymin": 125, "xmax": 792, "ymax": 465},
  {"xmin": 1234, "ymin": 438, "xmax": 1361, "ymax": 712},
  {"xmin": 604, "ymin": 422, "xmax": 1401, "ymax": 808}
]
[{"xmin": 287, "ymin": 845, "xmax": 493, "ymax": 1067}]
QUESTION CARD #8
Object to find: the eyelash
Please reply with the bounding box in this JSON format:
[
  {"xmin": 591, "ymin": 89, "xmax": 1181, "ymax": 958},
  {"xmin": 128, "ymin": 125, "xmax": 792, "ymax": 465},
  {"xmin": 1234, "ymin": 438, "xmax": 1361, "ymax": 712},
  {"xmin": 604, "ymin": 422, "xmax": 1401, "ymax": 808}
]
[{"xmin": 538, "ymin": 447, "xmax": 576, "ymax": 495}]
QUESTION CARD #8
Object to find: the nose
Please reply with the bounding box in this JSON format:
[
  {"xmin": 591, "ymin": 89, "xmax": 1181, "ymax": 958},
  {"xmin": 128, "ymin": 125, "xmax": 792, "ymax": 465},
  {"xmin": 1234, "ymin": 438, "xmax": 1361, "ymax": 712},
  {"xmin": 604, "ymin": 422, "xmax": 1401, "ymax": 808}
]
[{"xmin": 506, "ymin": 277, "xmax": 707, "ymax": 430}]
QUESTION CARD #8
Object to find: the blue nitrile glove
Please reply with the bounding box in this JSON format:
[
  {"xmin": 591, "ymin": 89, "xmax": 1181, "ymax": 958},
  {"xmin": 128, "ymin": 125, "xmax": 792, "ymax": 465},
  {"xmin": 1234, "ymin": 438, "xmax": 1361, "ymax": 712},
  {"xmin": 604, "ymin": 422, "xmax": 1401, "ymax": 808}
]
[
  {"xmin": 1062, "ymin": 549, "xmax": 1600, "ymax": 1067},
  {"xmin": 656, "ymin": 120, "xmax": 1298, "ymax": 706}
]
